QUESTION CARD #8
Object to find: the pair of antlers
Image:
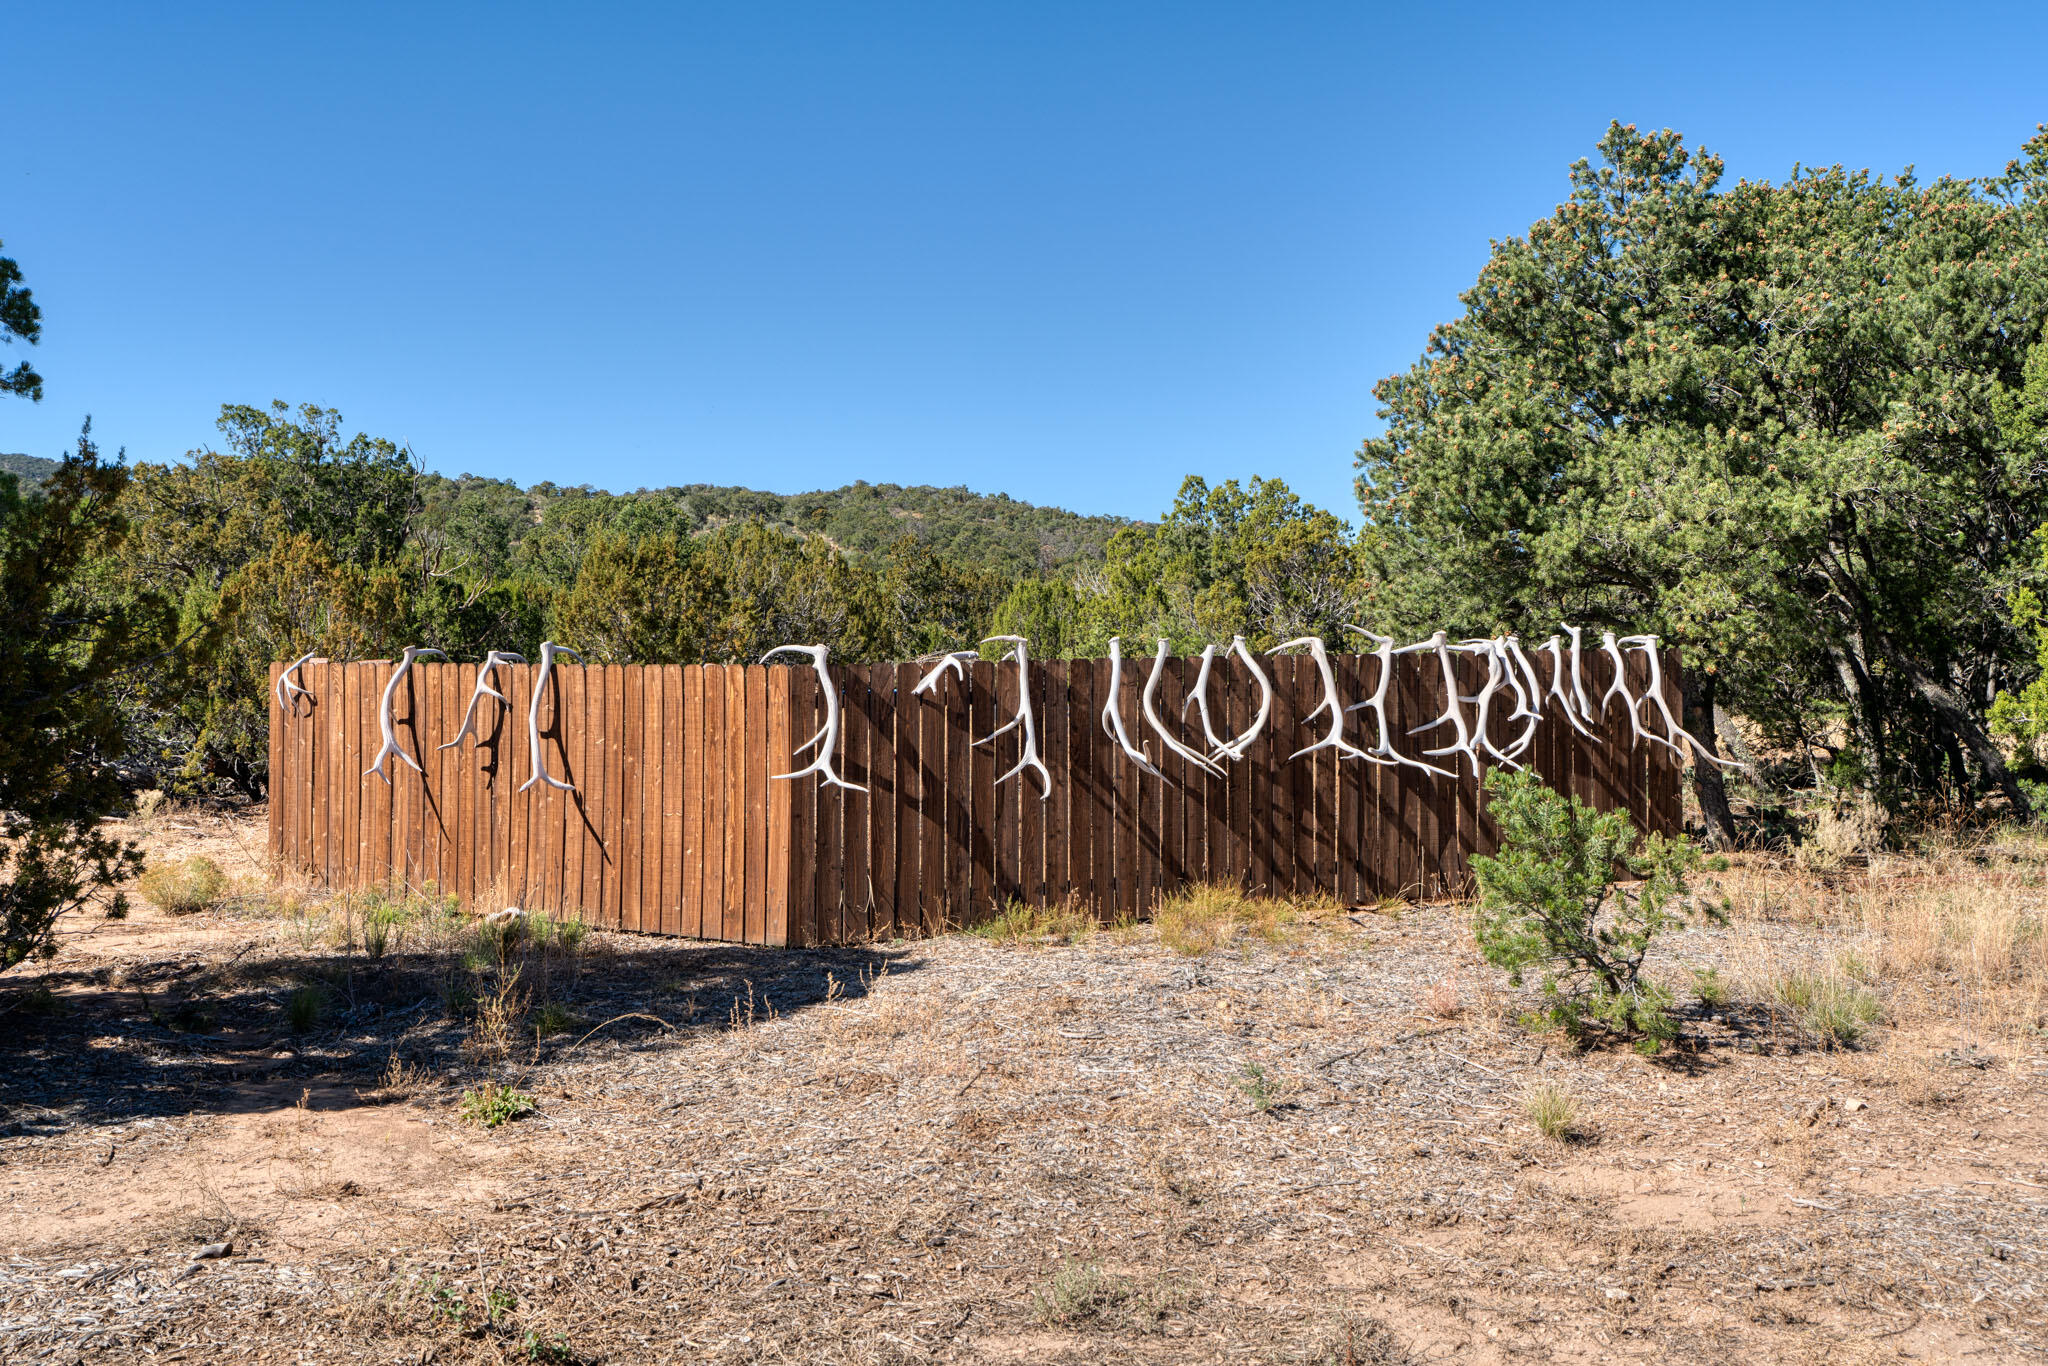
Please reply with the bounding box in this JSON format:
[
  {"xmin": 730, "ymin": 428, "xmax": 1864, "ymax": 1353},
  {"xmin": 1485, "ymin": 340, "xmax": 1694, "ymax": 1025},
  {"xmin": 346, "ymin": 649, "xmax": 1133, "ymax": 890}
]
[
  {"xmin": 290, "ymin": 644, "xmax": 585, "ymax": 790},
  {"xmin": 766, "ymin": 636, "xmax": 1052, "ymax": 796}
]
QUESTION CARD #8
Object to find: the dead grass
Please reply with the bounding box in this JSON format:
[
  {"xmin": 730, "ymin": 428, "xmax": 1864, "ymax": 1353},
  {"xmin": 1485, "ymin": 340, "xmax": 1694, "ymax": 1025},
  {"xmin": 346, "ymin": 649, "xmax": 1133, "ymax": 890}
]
[
  {"xmin": 9, "ymin": 810, "xmax": 2048, "ymax": 1363},
  {"xmin": 136, "ymin": 856, "xmax": 229, "ymax": 915},
  {"xmin": 1153, "ymin": 882, "xmax": 1310, "ymax": 956}
]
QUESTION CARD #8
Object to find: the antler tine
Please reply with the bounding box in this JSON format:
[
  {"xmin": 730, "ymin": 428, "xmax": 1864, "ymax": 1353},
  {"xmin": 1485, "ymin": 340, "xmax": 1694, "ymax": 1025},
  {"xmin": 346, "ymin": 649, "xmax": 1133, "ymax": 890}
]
[
  {"xmin": 912, "ymin": 650, "xmax": 978, "ymax": 697},
  {"xmin": 975, "ymin": 635, "xmax": 1050, "ymax": 797},
  {"xmin": 518, "ymin": 641, "xmax": 583, "ymax": 793},
  {"xmin": 276, "ymin": 650, "xmax": 318, "ymax": 717},
  {"xmin": 763, "ymin": 643, "xmax": 867, "ymax": 791},
  {"xmin": 1101, "ymin": 637, "xmax": 1164, "ymax": 777},
  {"xmin": 1268, "ymin": 637, "xmax": 1373, "ymax": 765},
  {"xmin": 1142, "ymin": 638, "xmax": 1226, "ymax": 776},
  {"xmin": 1181, "ymin": 644, "xmax": 1234, "ymax": 758},
  {"xmin": 363, "ymin": 646, "xmax": 444, "ymax": 783},
  {"xmin": 439, "ymin": 649, "xmax": 525, "ymax": 751}
]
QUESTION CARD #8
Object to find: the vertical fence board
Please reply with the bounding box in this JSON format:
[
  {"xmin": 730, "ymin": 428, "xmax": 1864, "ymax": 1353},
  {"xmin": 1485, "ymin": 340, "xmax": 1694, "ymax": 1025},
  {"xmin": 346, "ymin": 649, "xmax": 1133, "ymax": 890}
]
[
  {"xmin": 767, "ymin": 665, "xmax": 796, "ymax": 946},
  {"xmin": 743, "ymin": 664, "xmax": 768, "ymax": 944},
  {"xmin": 888, "ymin": 663, "xmax": 920, "ymax": 938},
  {"xmin": 840, "ymin": 669, "xmax": 871, "ymax": 942},
  {"xmin": 918, "ymin": 673, "xmax": 947, "ymax": 933},
  {"xmin": 942, "ymin": 664, "xmax": 972, "ymax": 928},
  {"xmin": 700, "ymin": 666, "xmax": 727, "ymax": 939},
  {"xmin": 865, "ymin": 663, "xmax": 897, "ymax": 939}
]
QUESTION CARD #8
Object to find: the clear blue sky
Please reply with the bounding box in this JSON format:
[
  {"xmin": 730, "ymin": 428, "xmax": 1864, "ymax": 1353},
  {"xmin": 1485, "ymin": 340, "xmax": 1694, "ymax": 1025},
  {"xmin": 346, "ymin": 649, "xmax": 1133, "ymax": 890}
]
[{"xmin": 4, "ymin": 3, "xmax": 2044, "ymax": 522}]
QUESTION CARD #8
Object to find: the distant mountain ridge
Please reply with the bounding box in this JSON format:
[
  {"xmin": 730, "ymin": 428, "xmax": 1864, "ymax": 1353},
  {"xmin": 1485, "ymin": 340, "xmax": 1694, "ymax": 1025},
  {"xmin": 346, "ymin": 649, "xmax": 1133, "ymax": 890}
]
[
  {"xmin": 0, "ymin": 453, "xmax": 59, "ymax": 487},
  {"xmin": 418, "ymin": 474, "xmax": 1135, "ymax": 579}
]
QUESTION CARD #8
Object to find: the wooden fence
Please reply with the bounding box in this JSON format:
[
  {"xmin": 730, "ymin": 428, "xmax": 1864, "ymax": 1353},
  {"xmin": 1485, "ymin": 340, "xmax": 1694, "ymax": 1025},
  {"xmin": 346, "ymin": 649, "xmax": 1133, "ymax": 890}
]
[{"xmin": 268, "ymin": 648, "xmax": 1681, "ymax": 945}]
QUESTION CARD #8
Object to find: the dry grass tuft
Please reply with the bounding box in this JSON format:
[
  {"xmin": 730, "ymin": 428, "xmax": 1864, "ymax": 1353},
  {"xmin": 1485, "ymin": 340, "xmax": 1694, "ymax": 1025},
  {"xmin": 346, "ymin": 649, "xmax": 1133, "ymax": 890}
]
[
  {"xmin": 1422, "ymin": 974, "xmax": 1462, "ymax": 1019},
  {"xmin": 969, "ymin": 897, "xmax": 1096, "ymax": 945},
  {"xmin": 1523, "ymin": 1081, "xmax": 1578, "ymax": 1142},
  {"xmin": 1155, "ymin": 883, "xmax": 1301, "ymax": 956},
  {"xmin": 138, "ymin": 856, "xmax": 230, "ymax": 915}
]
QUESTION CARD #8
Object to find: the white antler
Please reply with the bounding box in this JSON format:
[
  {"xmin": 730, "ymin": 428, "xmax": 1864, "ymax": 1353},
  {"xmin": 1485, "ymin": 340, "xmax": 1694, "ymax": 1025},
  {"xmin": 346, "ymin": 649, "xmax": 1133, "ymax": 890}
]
[
  {"xmin": 911, "ymin": 650, "xmax": 978, "ymax": 697},
  {"xmin": 518, "ymin": 641, "xmax": 584, "ymax": 793},
  {"xmin": 763, "ymin": 644, "xmax": 867, "ymax": 790},
  {"xmin": 1100, "ymin": 637, "xmax": 1163, "ymax": 777},
  {"xmin": 1399, "ymin": 631, "xmax": 1481, "ymax": 777},
  {"xmin": 1215, "ymin": 635, "xmax": 1272, "ymax": 760},
  {"xmin": 438, "ymin": 650, "xmax": 526, "ymax": 751},
  {"xmin": 1141, "ymin": 638, "xmax": 1226, "ymax": 776},
  {"xmin": 1181, "ymin": 644, "xmax": 1232, "ymax": 757},
  {"xmin": 1451, "ymin": 639, "xmax": 1527, "ymax": 770},
  {"xmin": 1499, "ymin": 635, "xmax": 1545, "ymax": 760},
  {"xmin": 1539, "ymin": 634, "xmax": 1602, "ymax": 740},
  {"xmin": 1340, "ymin": 627, "xmax": 1455, "ymax": 777},
  {"xmin": 1619, "ymin": 634, "xmax": 1744, "ymax": 769},
  {"xmin": 364, "ymin": 646, "xmax": 447, "ymax": 783},
  {"xmin": 976, "ymin": 635, "xmax": 1051, "ymax": 797},
  {"xmin": 1562, "ymin": 623, "xmax": 1597, "ymax": 721},
  {"xmin": 1596, "ymin": 630, "xmax": 1677, "ymax": 757},
  {"xmin": 275, "ymin": 650, "xmax": 317, "ymax": 717},
  {"xmin": 1270, "ymin": 636, "xmax": 1372, "ymax": 764}
]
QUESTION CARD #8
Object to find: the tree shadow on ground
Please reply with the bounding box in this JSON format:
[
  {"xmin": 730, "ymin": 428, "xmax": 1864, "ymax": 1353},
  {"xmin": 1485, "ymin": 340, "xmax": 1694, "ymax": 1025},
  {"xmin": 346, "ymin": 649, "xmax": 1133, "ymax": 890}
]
[{"xmin": 0, "ymin": 933, "xmax": 921, "ymax": 1135}]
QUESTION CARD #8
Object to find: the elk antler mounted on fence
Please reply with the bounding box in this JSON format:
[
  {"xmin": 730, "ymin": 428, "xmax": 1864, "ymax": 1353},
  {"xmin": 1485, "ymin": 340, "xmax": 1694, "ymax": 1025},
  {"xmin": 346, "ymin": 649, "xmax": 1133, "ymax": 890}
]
[
  {"xmin": 1620, "ymin": 634, "xmax": 1744, "ymax": 769},
  {"xmin": 1100, "ymin": 637, "xmax": 1162, "ymax": 777},
  {"xmin": 911, "ymin": 650, "xmax": 978, "ymax": 697},
  {"xmin": 1342, "ymin": 628, "xmax": 1454, "ymax": 778},
  {"xmin": 763, "ymin": 644, "xmax": 866, "ymax": 791},
  {"xmin": 364, "ymin": 646, "xmax": 447, "ymax": 783},
  {"xmin": 1399, "ymin": 631, "xmax": 1480, "ymax": 777},
  {"xmin": 1142, "ymin": 638, "xmax": 1225, "ymax": 776},
  {"xmin": 977, "ymin": 635, "xmax": 1051, "ymax": 797},
  {"xmin": 276, "ymin": 650, "xmax": 317, "ymax": 718},
  {"xmin": 518, "ymin": 642, "xmax": 584, "ymax": 794},
  {"xmin": 439, "ymin": 650, "xmax": 525, "ymax": 751},
  {"xmin": 1271, "ymin": 637, "xmax": 1372, "ymax": 764}
]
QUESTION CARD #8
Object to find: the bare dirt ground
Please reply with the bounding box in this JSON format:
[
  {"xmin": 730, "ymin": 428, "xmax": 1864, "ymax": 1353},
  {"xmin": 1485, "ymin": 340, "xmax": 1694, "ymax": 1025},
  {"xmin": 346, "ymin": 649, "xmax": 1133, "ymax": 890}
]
[{"xmin": 2, "ymin": 808, "xmax": 2045, "ymax": 1364}]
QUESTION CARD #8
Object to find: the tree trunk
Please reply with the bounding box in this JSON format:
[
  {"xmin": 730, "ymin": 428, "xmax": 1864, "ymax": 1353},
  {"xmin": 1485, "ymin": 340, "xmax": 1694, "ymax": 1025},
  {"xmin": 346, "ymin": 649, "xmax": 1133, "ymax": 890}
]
[
  {"xmin": 1681, "ymin": 667, "xmax": 1739, "ymax": 850},
  {"xmin": 1905, "ymin": 663, "xmax": 2027, "ymax": 813}
]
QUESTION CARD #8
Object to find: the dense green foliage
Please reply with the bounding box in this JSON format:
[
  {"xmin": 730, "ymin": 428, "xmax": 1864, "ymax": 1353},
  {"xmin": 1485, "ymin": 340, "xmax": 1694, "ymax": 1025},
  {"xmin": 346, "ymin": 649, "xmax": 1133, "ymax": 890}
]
[
  {"xmin": 1359, "ymin": 122, "xmax": 2048, "ymax": 825},
  {"xmin": 0, "ymin": 426, "xmax": 163, "ymax": 967},
  {"xmin": 0, "ymin": 239, "xmax": 41, "ymax": 401},
  {"xmin": 1471, "ymin": 770, "xmax": 1721, "ymax": 1051}
]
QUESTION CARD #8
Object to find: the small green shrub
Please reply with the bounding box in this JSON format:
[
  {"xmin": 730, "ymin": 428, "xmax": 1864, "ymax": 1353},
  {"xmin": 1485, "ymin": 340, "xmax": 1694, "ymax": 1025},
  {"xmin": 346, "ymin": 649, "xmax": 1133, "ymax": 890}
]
[
  {"xmin": 458, "ymin": 1081, "xmax": 535, "ymax": 1128},
  {"xmin": 285, "ymin": 985, "xmax": 327, "ymax": 1034},
  {"xmin": 1772, "ymin": 971, "xmax": 1882, "ymax": 1047},
  {"xmin": 1235, "ymin": 1061, "xmax": 1276, "ymax": 1113},
  {"xmin": 1471, "ymin": 769, "xmax": 1724, "ymax": 1052},
  {"xmin": 137, "ymin": 857, "xmax": 228, "ymax": 915},
  {"xmin": 1691, "ymin": 966, "xmax": 1729, "ymax": 1007},
  {"xmin": 361, "ymin": 899, "xmax": 411, "ymax": 960},
  {"xmin": 538, "ymin": 915, "xmax": 587, "ymax": 953},
  {"xmin": 532, "ymin": 1002, "xmax": 582, "ymax": 1038},
  {"xmin": 1523, "ymin": 1081, "xmax": 1578, "ymax": 1141},
  {"xmin": 1032, "ymin": 1259, "xmax": 1130, "ymax": 1326}
]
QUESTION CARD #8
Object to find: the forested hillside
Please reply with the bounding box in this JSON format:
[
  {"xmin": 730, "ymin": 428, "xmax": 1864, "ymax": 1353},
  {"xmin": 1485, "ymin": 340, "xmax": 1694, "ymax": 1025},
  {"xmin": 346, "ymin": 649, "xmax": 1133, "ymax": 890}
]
[
  {"xmin": 413, "ymin": 474, "xmax": 1128, "ymax": 583},
  {"xmin": 0, "ymin": 452, "xmax": 55, "ymax": 486}
]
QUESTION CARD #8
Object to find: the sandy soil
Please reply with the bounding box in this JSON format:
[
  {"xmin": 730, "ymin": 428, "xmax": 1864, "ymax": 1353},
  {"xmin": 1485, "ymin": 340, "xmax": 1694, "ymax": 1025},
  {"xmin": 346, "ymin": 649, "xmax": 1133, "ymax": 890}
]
[{"xmin": 1, "ymin": 808, "xmax": 2043, "ymax": 1363}]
